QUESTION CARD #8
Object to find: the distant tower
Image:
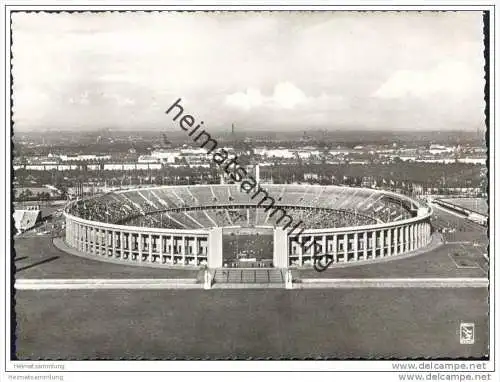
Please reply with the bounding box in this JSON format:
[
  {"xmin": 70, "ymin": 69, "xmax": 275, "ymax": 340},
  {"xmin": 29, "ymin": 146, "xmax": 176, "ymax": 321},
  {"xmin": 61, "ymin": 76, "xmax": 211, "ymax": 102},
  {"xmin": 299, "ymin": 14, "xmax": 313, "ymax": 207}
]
[
  {"xmin": 231, "ymin": 123, "xmax": 235, "ymax": 138},
  {"xmin": 162, "ymin": 133, "xmax": 172, "ymax": 147}
]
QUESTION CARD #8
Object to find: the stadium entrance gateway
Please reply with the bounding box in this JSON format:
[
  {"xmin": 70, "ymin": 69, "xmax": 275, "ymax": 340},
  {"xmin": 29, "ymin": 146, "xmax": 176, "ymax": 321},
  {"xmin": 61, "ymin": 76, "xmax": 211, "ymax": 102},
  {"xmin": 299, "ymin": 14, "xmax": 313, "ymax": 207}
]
[
  {"xmin": 221, "ymin": 227, "xmax": 274, "ymax": 268},
  {"xmin": 206, "ymin": 227, "xmax": 289, "ymax": 268}
]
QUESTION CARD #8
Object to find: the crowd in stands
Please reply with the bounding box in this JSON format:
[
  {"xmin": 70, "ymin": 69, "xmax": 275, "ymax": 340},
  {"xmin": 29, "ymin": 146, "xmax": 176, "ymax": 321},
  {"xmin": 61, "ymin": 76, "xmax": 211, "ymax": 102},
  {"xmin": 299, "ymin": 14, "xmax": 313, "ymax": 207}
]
[{"xmin": 67, "ymin": 186, "xmax": 415, "ymax": 229}]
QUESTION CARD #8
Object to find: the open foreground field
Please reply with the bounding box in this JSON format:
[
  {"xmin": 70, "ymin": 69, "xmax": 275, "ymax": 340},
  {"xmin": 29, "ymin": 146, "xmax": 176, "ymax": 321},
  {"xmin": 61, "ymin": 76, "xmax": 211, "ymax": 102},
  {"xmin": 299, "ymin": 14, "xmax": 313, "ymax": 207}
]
[{"xmin": 15, "ymin": 288, "xmax": 488, "ymax": 360}]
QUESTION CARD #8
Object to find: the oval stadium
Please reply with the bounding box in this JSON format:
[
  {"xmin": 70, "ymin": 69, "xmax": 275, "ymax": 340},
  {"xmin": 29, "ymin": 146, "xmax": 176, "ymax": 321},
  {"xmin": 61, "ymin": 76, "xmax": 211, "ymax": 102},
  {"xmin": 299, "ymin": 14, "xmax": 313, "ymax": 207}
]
[{"xmin": 63, "ymin": 184, "xmax": 433, "ymax": 273}]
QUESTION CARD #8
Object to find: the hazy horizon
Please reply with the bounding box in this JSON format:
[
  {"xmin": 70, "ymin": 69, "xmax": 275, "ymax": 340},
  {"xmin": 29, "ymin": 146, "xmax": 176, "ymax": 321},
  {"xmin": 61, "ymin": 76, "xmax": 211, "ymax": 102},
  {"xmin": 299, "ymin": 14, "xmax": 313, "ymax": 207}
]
[{"xmin": 12, "ymin": 12, "xmax": 486, "ymax": 132}]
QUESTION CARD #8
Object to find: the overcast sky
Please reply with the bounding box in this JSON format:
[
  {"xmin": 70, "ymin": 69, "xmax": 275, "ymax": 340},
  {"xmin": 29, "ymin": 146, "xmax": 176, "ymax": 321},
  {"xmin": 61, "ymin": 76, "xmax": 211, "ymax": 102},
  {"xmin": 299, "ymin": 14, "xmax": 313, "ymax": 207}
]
[{"xmin": 12, "ymin": 11, "xmax": 485, "ymax": 132}]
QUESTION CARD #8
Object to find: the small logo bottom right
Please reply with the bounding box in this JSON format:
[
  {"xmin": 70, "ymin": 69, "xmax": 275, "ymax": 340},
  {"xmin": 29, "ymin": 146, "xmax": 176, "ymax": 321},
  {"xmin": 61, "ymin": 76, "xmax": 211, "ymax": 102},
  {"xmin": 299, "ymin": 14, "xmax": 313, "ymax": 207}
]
[{"xmin": 460, "ymin": 322, "xmax": 475, "ymax": 345}]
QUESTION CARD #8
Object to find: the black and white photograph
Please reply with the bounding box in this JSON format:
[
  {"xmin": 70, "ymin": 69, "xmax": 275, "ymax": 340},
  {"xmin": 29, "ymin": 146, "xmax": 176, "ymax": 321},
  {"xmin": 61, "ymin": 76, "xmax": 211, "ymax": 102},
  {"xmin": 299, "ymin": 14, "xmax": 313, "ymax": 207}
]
[{"xmin": 2, "ymin": 2, "xmax": 497, "ymax": 381}]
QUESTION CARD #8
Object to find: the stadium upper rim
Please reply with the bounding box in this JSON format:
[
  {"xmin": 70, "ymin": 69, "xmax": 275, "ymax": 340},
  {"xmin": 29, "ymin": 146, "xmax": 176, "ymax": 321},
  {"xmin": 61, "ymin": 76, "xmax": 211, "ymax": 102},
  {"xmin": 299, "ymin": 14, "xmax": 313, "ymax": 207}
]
[{"xmin": 65, "ymin": 184, "xmax": 433, "ymax": 233}]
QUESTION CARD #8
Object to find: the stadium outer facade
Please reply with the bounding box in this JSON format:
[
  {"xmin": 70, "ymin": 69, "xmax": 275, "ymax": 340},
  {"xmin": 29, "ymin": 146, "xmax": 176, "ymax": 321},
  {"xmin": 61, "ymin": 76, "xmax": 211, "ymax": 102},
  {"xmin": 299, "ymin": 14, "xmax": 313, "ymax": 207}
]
[{"xmin": 62, "ymin": 184, "xmax": 433, "ymax": 273}]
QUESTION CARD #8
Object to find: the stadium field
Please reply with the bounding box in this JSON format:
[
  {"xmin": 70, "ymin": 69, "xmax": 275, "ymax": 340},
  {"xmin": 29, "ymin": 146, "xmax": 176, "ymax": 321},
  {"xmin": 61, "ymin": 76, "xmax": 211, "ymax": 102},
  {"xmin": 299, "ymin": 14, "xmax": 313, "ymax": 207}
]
[
  {"xmin": 15, "ymin": 288, "xmax": 488, "ymax": 360},
  {"xmin": 223, "ymin": 233, "xmax": 273, "ymax": 262}
]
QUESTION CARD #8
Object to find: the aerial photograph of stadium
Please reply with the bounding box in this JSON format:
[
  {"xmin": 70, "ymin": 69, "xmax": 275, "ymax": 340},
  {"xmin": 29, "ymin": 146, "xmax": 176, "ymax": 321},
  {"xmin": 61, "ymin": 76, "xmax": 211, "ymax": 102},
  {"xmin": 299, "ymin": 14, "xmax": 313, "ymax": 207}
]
[{"xmin": 6, "ymin": 5, "xmax": 493, "ymax": 377}]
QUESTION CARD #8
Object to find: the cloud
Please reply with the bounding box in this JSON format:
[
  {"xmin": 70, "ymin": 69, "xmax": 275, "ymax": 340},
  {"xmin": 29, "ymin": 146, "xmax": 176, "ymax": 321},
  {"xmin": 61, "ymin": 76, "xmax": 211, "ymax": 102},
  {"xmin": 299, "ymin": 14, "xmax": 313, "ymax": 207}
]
[
  {"xmin": 272, "ymin": 82, "xmax": 308, "ymax": 109},
  {"xmin": 225, "ymin": 82, "xmax": 309, "ymax": 111},
  {"xmin": 11, "ymin": 12, "xmax": 484, "ymax": 131},
  {"xmin": 225, "ymin": 88, "xmax": 264, "ymax": 111},
  {"xmin": 372, "ymin": 61, "xmax": 482, "ymax": 100}
]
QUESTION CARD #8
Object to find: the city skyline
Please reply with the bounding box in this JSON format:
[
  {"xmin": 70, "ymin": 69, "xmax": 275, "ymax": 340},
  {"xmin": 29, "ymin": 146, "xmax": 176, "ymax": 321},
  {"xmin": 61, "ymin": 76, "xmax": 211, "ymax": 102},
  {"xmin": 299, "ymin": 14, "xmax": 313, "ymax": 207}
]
[{"xmin": 12, "ymin": 11, "xmax": 485, "ymax": 132}]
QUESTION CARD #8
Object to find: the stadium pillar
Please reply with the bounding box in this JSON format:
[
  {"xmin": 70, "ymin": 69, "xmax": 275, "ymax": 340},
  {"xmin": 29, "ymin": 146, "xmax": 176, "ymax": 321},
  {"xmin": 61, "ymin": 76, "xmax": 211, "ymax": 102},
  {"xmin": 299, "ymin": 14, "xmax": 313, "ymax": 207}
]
[
  {"xmin": 149, "ymin": 234, "xmax": 154, "ymax": 263},
  {"xmin": 353, "ymin": 232, "xmax": 359, "ymax": 260},
  {"xmin": 414, "ymin": 225, "xmax": 419, "ymax": 248},
  {"xmin": 76, "ymin": 223, "xmax": 79, "ymax": 249},
  {"xmin": 76, "ymin": 224, "xmax": 81, "ymax": 251},
  {"xmin": 76, "ymin": 223, "xmax": 82, "ymax": 251},
  {"xmin": 387, "ymin": 228, "xmax": 392, "ymax": 256},
  {"xmin": 362, "ymin": 232, "xmax": 368, "ymax": 260},
  {"xmin": 82, "ymin": 226, "xmax": 85, "ymax": 253},
  {"xmin": 93, "ymin": 228, "xmax": 97, "ymax": 255},
  {"xmin": 79, "ymin": 225, "xmax": 82, "ymax": 251},
  {"xmin": 207, "ymin": 228, "xmax": 223, "ymax": 268},
  {"xmin": 104, "ymin": 229, "xmax": 109, "ymax": 256},
  {"xmin": 380, "ymin": 229, "xmax": 385, "ymax": 257},
  {"xmin": 120, "ymin": 231, "xmax": 125, "ymax": 259},
  {"xmin": 415, "ymin": 224, "xmax": 419, "ymax": 249},
  {"xmin": 298, "ymin": 236, "xmax": 303, "ymax": 266},
  {"xmin": 310, "ymin": 237, "xmax": 316, "ymax": 259},
  {"xmin": 86, "ymin": 227, "xmax": 90, "ymax": 253},
  {"xmin": 81, "ymin": 225, "xmax": 85, "ymax": 252},
  {"xmin": 422, "ymin": 223, "xmax": 426, "ymax": 245},
  {"xmin": 69, "ymin": 221, "xmax": 73, "ymax": 247},
  {"xmin": 111, "ymin": 230, "xmax": 116, "ymax": 257},
  {"xmin": 81, "ymin": 225, "xmax": 85, "ymax": 251},
  {"xmin": 88, "ymin": 227, "xmax": 92, "ymax": 254},
  {"xmin": 417, "ymin": 224, "xmax": 421, "ymax": 247},
  {"xmin": 182, "ymin": 236, "xmax": 186, "ymax": 265},
  {"xmin": 322, "ymin": 236, "xmax": 327, "ymax": 257},
  {"xmin": 423, "ymin": 223, "xmax": 426, "ymax": 245},
  {"xmin": 393, "ymin": 227, "xmax": 398, "ymax": 255},
  {"xmin": 371, "ymin": 231, "xmax": 376, "ymax": 259},
  {"xmin": 395, "ymin": 227, "xmax": 403, "ymax": 254},
  {"xmin": 159, "ymin": 235, "xmax": 164, "ymax": 263},
  {"xmin": 168, "ymin": 236, "xmax": 174, "ymax": 264},
  {"xmin": 418, "ymin": 223, "xmax": 422, "ymax": 247},
  {"xmin": 421, "ymin": 223, "xmax": 425, "ymax": 246},
  {"xmin": 343, "ymin": 233, "xmax": 348, "ymax": 262},
  {"xmin": 424, "ymin": 223, "xmax": 429, "ymax": 245},
  {"xmin": 411, "ymin": 225, "xmax": 415, "ymax": 251},
  {"xmin": 138, "ymin": 233, "xmax": 143, "ymax": 262},
  {"xmin": 332, "ymin": 234, "xmax": 338, "ymax": 263},
  {"xmin": 65, "ymin": 220, "xmax": 70, "ymax": 246},
  {"xmin": 404, "ymin": 226, "xmax": 409, "ymax": 252},
  {"xmin": 76, "ymin": 223, "xmax": 83, "ymax": 251},
  {"xmin": 194, "ymin": 237, "xmax": 198, "ymax": 266},
  {"xmin": 76, "ymin": 224, "xmax": 79, "ymax": 249},
  {"xmin": 84, "ymin": 227, "xmax": 87, "ymax": 252},
  {"xmin": 128, "ymin": 233, "xmax": 133, "ymax": 261},
  {"xmin": 273, "ymin": 228, "xmax": 289, "ymax": 268}
]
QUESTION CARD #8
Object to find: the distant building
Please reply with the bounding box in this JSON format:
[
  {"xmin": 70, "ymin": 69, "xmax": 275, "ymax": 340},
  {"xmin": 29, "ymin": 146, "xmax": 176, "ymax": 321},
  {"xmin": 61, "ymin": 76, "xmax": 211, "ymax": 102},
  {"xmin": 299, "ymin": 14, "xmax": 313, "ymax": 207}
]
[
  {"xmin": 138, "ymin": 155, "xmax": 160, "ymax": 164},
  {"xmin": 304, "ymin": 173, "xmax": 319, "ymax": 181},
  {"xmin": 59, "ymin": 154, "xmax": 111, "ymax": 162},
  {"xmin": 254, "ymin": 148, "xmax": 295, "ymax": 159},
  {"xmin": 429, "ymin": 144, "xmax": 455, "ymax": 155},
  {"xmin": 151, "ymin": 149, "xmax": 182, "ymax": 163},
  {"xmin": 457, "ymin": 157, "xmax": 487, "ymax": 165}
]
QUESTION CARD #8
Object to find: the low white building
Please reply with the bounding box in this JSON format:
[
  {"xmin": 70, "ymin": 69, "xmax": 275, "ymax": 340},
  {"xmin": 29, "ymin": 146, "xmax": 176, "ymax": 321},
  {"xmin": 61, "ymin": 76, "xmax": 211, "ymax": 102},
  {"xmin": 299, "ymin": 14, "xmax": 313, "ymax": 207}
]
[{"xmin": 151, "ymin": 149, "xmax": 182, "ymax": 163}]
